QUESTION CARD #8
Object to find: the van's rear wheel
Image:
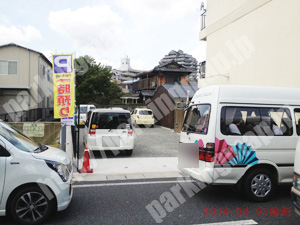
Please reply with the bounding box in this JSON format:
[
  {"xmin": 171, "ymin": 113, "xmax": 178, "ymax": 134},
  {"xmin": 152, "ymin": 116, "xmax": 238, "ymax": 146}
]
[
  {"xmin": 243, "ymin": 168, "xmax": 275, "ymax": 202},
  {"xmin": 10, "ymin": 185, "xmax": 55, "ymax": 225},
  {"xmin": 124, "ymin": 150, "xmax": 133, "ymax": 156}
]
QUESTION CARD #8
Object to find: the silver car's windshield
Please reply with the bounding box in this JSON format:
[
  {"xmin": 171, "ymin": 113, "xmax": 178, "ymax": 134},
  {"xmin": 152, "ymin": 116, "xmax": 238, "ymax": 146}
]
[{"xmin": 0, "ymin": 122, "xmax": 39, "ymax": 152}]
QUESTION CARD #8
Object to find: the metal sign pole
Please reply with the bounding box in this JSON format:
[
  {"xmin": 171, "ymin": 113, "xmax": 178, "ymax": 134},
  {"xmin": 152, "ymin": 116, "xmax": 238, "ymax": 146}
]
[
  {"xmin": 74, "ymin": 53, "xmax": 80, "ymax": 171},
  {"xmin": 76, "ymin": 105, "xmax": 80, "ymax": 172}
]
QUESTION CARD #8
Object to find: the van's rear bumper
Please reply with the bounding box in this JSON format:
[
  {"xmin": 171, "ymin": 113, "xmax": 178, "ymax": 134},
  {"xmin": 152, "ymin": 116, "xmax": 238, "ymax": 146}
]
[
  {"xmin": 179, "ymin": 165, "xmax": 247, "ymax": 185},
  {"xmin": 87, "ymin": 136, "xmax": 134, "ymax": 151},
  {"xmin": 291, "ymin": 187, "xmax": 300, "ymax": 216},
  {"xmin": 136, "ymin": 119, "xmax": 155, "ymax": 125},
  {"xmin": 179, "ymin": 167, "xmax": 214, "ymax": 184}
]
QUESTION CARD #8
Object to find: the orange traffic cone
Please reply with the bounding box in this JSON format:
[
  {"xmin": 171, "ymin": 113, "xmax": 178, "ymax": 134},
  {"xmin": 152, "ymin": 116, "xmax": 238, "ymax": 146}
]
[{"xmin": 80, "ymin": 146, "xmax": 93, "ymax": 173}]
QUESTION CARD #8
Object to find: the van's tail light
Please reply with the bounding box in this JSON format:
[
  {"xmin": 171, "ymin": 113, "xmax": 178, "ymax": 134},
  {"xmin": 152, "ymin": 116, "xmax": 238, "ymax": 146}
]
[
  {"xmin": 137, "ymin": 115, "xmax": 140, "ymax": 119},
  {"xmin": 152, "ymin": 115, "xmax": 154, "ymax": 119},
  {"xmin": 89, "ymin": 129, "xmax": 96, "ymax": 136},
  {"xmin": 205, "ymin": 143, "xmax": 215, "ymax": 162},
  {"xmin": 128, "ymin": 129, "xmax": 133, "ymax": 136},
  {"xmin": 199, "ymin": 149, "xmax": 205, "ymax": 161},
  {"xmin": 205, "ymin": 151, "xmax": 214, "ymax": 162},
  {"xmin": 199, "ymin": 142, "xmax": 215, "ymax": 163}
]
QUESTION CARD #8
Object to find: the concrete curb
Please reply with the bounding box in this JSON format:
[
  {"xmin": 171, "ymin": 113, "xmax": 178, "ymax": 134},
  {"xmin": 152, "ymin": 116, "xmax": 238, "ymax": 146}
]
[{"xmin": 73, "ymin": 171, "xmax": 188, "ymax": 182}]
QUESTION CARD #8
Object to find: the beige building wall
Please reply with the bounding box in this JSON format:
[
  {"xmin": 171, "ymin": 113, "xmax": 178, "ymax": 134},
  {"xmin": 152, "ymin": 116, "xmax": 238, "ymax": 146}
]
[
  {"xmin": 38, "ymin": 57, "xmax": 53, "ymax": 109},
  {"xmin": 0, "ymin": 45, "xmax": 38, "ymax": 86},
  {"xmin": 206, "ymin": 0, "xmax": 251, "ymax": 27},
  {"xmin": 0, "ymin": 45, "xmax": 53, "ymax": 116},
  {"xmin": 199, "ymin": 0, "xmax": 300, "ymax": 89}
]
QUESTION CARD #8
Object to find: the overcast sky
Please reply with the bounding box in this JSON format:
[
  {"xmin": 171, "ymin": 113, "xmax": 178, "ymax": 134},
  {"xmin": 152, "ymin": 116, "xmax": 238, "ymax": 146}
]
[{"xmin": 0, "ymin": 0, "xmax": 207, "ymax": 70}]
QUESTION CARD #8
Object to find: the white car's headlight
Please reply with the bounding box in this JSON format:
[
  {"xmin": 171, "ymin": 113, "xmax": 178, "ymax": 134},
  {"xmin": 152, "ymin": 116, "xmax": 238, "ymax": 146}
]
[
  {"xmin": 293, "ymin": 173, "xmax": 300, "ymax": 190},
  {"xmin": 46, "ymin": 160, "xmax": 70, "ymax": 182}
]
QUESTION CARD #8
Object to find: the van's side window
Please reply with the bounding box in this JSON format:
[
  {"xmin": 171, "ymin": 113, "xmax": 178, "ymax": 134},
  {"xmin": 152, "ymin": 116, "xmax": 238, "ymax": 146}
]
[
  {"xmin": 221, "ymin": 107, "xmax": 292, "ymax": 136},
  {"xmin": 182, "ymin": 104, "xmax": 211, "ymax": 134},
  {"xmin": 294, "ymin": 109, "xmax": 300, "ymax": 135}
]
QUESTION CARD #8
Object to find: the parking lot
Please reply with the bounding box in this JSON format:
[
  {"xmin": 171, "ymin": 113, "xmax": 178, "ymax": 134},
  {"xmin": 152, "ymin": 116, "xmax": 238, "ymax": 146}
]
[
  {"xmin": 75, "ymin": 126, "xmax": 181, "ymax": 180},
  {"xmin": 79, "ymin": 126, "xmax": 180, "ymax": 159}
]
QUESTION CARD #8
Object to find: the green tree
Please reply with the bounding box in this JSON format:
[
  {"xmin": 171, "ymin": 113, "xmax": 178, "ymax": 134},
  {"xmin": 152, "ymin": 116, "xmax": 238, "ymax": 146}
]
[{"xmin": 76, "ymin": 56, "xmax": 122, "ymax": 105}]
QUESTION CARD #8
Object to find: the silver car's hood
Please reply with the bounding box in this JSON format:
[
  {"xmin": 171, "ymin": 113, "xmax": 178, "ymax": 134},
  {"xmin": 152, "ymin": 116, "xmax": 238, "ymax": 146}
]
[{"xmin": 32, "ymin": 146, "xmax": 71, "ymax": 165}]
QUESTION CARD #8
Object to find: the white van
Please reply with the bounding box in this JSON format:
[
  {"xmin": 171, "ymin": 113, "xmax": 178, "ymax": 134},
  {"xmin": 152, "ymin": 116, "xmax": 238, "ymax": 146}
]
[
  {"xmin": 0, "ymin": 120, "xmax": 73, "ymax": 224},
  {"xmin": 292, "ymin": 139, "xmax": 300, "ymax": 216},
  {"xmin": 83, "ymin": 108, "xmax": 134, "ymax": 156},
  {"xmin": 178, "ymin": 85, "xmax": 300, "ymax": 202},
  {"xmin": 78, "ymin": 104, "xmax": 96, "ymax": 125}
]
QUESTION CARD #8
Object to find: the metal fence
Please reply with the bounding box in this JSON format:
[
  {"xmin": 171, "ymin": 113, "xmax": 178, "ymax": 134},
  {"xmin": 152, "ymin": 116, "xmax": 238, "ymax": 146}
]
[{"xmin": 0, "ymin": 108, "xmax": 53, "ymax": 122}]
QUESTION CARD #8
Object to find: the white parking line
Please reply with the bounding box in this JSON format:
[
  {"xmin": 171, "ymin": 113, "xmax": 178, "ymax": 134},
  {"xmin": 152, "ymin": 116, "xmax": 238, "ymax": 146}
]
[
  {"xmin": 195, "ymin": 219, "xmax": 258, "ymax": 225},
  {"xmin": 73, "ymin": 179, "xmax": 195, "ymax": 188}
]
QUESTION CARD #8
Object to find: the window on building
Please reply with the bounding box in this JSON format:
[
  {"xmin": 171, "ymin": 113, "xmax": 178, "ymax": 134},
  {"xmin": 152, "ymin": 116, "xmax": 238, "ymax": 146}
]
[
  {"xmin": 0, "ymin": 61, "xmax": 18, "ymax": 75},
  {"xmin": 47, "ymin": 69, "xmax": 51, "ymax": 81},
  {"xmin": 221, "ymin": 106, "xmax": 292, "ymax": 136},
  {"xmin": 166, "ymin": 76, "xmax": 180, "ymax": 84},
  {"xmin": 199, "ymin": 61, "xmax": 206, "ymax": 79},
  {"xmin": 42, "ymin": 65, "xmax": 46, "ymax": 78},
  {"xmin": 166, "ymin": 76, "xmax": 174, "ymax": 84}
]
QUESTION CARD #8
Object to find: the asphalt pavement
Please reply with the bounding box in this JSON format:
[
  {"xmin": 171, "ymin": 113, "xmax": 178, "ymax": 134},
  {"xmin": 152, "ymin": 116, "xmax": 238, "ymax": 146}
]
[
  {"xmin": 78, "ymin": 125, "xmax": 180, "ymax": 159},
  {"xmin": 74, "ymin": 126, "xmax": 182, "ymax": 181},
  {"xmin": 1, "ymin": 178, "xmax": 297, "ymax": 225}
]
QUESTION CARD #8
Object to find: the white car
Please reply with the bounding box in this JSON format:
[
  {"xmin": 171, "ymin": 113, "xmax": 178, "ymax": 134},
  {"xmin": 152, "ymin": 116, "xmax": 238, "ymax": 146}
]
[
  {"xmin": 83, "ymin": 108, "xmax": 134, "ymax": 156},
  {"xmin": 0, "ymin": 120, "xmax": 73, "ymax": 224},
  {"xmin": 78, "ymin": 104, "xmax": 96, "ymax": 126},
  {"xmin": 131, "ymin": 108, "xmax": 155, "ymax": 127}
]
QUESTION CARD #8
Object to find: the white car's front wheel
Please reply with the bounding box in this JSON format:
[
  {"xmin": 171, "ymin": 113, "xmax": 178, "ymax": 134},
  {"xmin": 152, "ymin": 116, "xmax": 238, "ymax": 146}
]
[{"xmin": 10, "ymin": 185, "xmax": 55, "ymax": 225}]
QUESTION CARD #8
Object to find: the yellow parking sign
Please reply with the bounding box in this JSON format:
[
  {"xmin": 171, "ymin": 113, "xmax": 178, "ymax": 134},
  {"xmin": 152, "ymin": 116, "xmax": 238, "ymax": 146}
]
[{"xmin": 52, "ymin": 54, "xmax": 75, "ymax": 119}]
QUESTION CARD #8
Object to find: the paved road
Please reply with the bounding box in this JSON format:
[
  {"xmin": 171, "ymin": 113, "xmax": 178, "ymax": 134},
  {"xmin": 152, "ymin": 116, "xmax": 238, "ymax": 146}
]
[
  {"xmin": 1, "ymin": 178, "xmax": 298, "ymax": 225},
  {"xmin": 78, "ymin": 126, "xmax": 180, "ymax": 159}
]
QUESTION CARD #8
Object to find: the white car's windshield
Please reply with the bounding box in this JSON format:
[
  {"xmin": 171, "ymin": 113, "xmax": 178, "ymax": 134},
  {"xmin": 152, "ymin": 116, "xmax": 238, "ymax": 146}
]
[
  {"xmin": 0, "ymin": 122, "xmax": 39, "ymax": 152},
  {"xmin": 80, "ymin": 106, "xmax": 87, "ymax": 114}
]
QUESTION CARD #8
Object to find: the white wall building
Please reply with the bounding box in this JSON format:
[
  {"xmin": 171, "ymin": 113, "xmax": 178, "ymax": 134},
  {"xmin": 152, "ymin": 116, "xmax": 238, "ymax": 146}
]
[
  {"xmin": 112, "ymin": 57, "xmax": 142, "ymax": 94},
  {"xmin": 199, "ymin": 0, "xmax": 300, "ymax": 89}
]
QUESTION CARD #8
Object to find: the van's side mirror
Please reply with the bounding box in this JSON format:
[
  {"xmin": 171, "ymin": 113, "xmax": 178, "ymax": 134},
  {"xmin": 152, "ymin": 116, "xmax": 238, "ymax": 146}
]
[{"xmin": 0, "ymin": 145, "xmax": 10, "ymax": 157}]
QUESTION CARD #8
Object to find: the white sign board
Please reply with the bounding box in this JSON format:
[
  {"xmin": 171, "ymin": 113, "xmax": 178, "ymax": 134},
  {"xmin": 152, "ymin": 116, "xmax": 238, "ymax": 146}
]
[
  {"xmin": 23, "ymin": 123, "xmax": 45, "ymax": 137},
  {"xmin": 61, "ymin": 117, "xmax": 74, "ymax": 126}
]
